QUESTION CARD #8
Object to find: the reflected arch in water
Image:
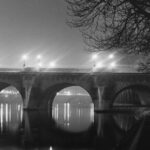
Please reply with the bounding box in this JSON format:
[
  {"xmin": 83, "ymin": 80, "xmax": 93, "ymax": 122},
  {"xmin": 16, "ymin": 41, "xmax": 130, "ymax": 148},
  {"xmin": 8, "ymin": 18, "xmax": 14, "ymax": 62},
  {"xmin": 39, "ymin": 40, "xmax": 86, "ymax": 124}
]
[
  {"xmin": 51, "ymin": 85, "xmax": 94, "ymax": 133},
  {"xmin": 113, "ymin": 84, "xmax": 150, "ymax": 106},
  {"xmin": 0, "ymin": 85, "xmax": 23, "ymax": 134},
  {"xmin": 113, "ymin": 113, "xmax": 138, "ymax": 132}
]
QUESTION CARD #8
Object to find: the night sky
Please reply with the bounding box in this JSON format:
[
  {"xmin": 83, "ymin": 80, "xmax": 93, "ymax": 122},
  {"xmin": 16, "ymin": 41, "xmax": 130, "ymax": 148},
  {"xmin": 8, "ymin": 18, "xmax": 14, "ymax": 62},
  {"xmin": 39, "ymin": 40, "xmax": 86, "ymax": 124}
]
[
  {"xmin": 0, "ymin": 0, "xmax": 138, "ymax": 71},
  {"xmin": 0, "ymin": 0, "xmax": 91, "ymax": 68}
]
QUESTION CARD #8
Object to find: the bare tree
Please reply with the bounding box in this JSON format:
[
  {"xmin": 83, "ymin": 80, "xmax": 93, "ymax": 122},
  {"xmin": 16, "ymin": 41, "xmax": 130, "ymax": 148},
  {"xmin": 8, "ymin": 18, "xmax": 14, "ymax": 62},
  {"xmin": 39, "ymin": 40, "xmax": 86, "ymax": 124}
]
[
  {"xmin": 65, "ymin": 0, "xmax": 150, "ymax": 54},
  {"xmin": 136, "ymin": 57, "xmax": 150, "ymax": 72}
]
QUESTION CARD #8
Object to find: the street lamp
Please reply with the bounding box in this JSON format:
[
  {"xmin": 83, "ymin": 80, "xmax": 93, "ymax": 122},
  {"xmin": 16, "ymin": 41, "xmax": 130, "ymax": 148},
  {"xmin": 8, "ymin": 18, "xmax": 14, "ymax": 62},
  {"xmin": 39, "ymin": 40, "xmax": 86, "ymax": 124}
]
[
  {"xmin": 36, "ymin": 54, "xmax": 43, "ymax": 69},
  {"xmin": 107, "ymin": 54, "xmax": 117, "ymax": 71},
  {"xmin": 91, "ymin": 52, "xmax": 116, "ymax": 72},
  {"xmin": 92, "ymin": 53, "xmax": 98, "ymax": 60},
  {"xmin": 38, "ymin": 62, "xmax": 42, "ymax": 68},
  {"xmin": 107, "ymin": 61, "xmax": 117, "ymax": 71},
  {"xmin": 110, "ymin": 61, "xmax": 116, "ymax": 68},
  {"xmin": 108, "ymin": 53, "xmax": 114, "ymax": 59},
  {"xmin": 35, "ymin": 62, "xmax": 43, "ymax": 71},
  {"xmin": 36, "ymin": 54, "xmax": 42, "ymax": 64},
  {"xmin": 95, "ymin": 61, "xmax": 104, "ymax": 69},
  {"xmin": 22, "ymin": 54, "xmax": 28, "ymax": 68},
  {"xmin": 36, "ymin": 54, "xmax": 42, "ymax": 60},
  {"xmin": 91, "ymin": 53, "xmax": 99, "ymax": 72},
  {"xmin": 49, "ymin": 61, "xmax": 56, "ymax": 68}
]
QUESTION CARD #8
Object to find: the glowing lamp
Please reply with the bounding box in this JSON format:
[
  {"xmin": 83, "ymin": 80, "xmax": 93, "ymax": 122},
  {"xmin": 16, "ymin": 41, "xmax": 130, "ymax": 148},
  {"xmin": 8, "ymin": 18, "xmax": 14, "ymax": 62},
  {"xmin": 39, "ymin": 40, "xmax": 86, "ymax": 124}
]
[
  {"xmin": 109, "ymin": 62, "xmax": 116, "ymax": 68},
  {"xmin": 38, "ymin": 62, "xmax": 42, "ymax": 67},
  {"xmin": 108, "ymin": 54, "xmax": 114, "ymax": 59},
  {"xmin": 37, "ymin": 54, "xmax": 42, "ymax": 60},
  {"xmin": 49, "ymin": 62, "xmax": 56, "ymax": 68},
  {"xmin": 22, "ymin": 54, "xmax": 28, "ymax": 60},
  {"xmin": 92, "ymin": 53, "xmax": 98, "ymax": 60},
  {"xmin": 95, "ymin": 61, "xmax": 104, "ymax": 69}
]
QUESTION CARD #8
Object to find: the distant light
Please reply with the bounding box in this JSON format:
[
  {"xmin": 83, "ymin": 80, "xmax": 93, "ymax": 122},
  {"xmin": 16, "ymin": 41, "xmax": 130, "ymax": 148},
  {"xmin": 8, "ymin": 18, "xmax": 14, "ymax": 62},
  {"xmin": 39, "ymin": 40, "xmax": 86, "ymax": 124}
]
[
  {"xmin": 49, "ymin": 146, "xmax": 53, "ymax": 150},
  {"xmin": 4, "ymin": 94, "xmax": 8, "ymax": 98},
  {"xmin": 92, "ymin": 53, "xmax": 98, "ymax": 60},
  {"xmin": 49, "ymin": 61, "xmax": 56, "ymax": 68},
  {"xmin": 109, "ymin": 62, "xmax": 116, "ymax": 68},
  {"xmin": 66, "ymin": 91, "xmax": 71, "ymax": 96},
  {"xmin": 95, "ymin": 61, "xmax": 104, "ymax": 69},
  {"xmin": 22, "ymin": 54, "xmax": 28, "ymax": 60},
  {"xmin": 38, "ymin": 62, "xmax": 42, "ymax": 67},
  {"xmin": 108, "ymin": 54, "xmax": 114, "ymax": 59},
  {"xmin": 36, "ymin": 54, "xmax": 42, "ymax": 60}
]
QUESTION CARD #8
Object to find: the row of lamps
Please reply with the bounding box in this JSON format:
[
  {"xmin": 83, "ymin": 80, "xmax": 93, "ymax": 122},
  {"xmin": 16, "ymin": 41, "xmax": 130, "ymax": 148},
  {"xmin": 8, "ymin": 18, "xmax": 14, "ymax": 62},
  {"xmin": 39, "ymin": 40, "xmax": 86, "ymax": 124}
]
[
  {"xmin": 21, "ymin": 54, "xmax": 56, "ymax": 69},
  {"xmin": 91, "ymin": 53, "xmax": 117, "ymax": 72},
  {"xmin": 21, "ymin": 52, "xmax": 117, "ymax": 72}
]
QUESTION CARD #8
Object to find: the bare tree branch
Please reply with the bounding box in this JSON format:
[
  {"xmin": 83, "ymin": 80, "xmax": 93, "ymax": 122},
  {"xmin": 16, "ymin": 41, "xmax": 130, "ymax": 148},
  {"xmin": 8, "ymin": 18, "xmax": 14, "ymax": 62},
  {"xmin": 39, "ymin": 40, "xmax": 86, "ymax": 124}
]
[{"xmin": 65, "ymin": 0, "xmax": 150, "ymax": 54}]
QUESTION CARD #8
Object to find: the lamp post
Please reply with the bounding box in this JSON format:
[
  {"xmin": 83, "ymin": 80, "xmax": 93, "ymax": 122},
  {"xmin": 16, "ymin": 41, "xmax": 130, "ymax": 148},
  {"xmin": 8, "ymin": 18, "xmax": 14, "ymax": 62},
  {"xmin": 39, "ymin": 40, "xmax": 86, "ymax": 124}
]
[
  {"xmin": 22, "ymin": 54, "xmax": 28, "ymax": 68},
  {"xmin": 36, "ymin": 54, "xmax": 41, "ymax": 60},
  {"xmin": 91, "ymin": 53, "xmax": 99, "ymax": 72},
  {"xmin": 107, "ymin": 53, "xmax": 117, "ymax": 71},
  {"xmin": 108, "ymin": 53, "xmax": 114, "ymax": 59},
  {"xmin": 36, "ymin": 54, "xmax": 42, "ymax": 64},
  {"xmin": 36, "ymin": 54, "xmax": 42, "ymax": 69},
  {"xmin": 38, "ymin": 62, "xmax": 42, "ymax": 68},
  {"xmin": 49, "ymin": 61, "xmax": 56, "ymax": 68},
  {"xmin": 91, "ymin": 52, "xmax": 117, "ymax": 72},
  {"xmin": 109, "ymin": 61, "xmax": 116, "ymax": 71}
]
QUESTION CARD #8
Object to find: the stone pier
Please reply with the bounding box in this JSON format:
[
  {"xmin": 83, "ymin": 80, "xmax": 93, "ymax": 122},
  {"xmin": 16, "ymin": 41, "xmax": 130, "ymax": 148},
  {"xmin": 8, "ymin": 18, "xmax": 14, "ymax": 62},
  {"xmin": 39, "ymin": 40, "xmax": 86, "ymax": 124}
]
[{"xmin": 22, "ymin": 74, "xmax": 36, "ymax": 109}]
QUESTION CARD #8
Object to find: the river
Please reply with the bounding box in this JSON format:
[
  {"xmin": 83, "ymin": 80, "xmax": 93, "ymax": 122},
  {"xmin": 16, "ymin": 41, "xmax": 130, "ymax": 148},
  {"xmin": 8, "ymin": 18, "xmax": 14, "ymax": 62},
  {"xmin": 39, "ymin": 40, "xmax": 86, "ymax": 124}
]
[{"xmin": 0, "ymin": 87, "xmax": 149, "ymax": 150}]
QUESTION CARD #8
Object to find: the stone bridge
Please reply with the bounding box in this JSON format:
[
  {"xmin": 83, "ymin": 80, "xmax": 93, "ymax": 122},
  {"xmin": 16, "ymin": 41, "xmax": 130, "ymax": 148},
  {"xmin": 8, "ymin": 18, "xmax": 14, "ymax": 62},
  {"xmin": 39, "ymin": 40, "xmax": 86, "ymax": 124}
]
[{"xmin": 0, "ymin": 70, "xmax": 149, "ymax": 110}]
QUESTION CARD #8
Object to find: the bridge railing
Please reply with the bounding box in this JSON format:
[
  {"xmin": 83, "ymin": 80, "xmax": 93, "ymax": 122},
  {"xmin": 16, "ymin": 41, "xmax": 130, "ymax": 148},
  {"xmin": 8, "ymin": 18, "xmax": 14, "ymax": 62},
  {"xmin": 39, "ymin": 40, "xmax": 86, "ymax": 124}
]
[{"xmin": 21, "ymin": 67, "xmax": 91, "ymax": 73}]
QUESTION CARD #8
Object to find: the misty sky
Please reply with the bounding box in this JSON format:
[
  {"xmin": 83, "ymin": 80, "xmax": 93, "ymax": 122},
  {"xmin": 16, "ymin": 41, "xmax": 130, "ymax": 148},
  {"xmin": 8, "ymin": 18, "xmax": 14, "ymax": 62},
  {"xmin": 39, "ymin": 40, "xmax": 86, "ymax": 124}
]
[
  {"xmin": 0, "ymin": 0, "xmax": 92, "ymax": 68},
  {"xmin": 0, "ymin": 0, "xmax": 138, "ymax": 70}
]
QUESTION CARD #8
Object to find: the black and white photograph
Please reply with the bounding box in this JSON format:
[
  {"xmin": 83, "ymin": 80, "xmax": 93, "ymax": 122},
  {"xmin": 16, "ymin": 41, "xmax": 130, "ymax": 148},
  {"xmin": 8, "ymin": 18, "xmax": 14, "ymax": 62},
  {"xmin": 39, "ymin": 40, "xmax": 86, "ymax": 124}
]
[{"xmin": 0, "ymin": 0, "xmax": 149, "ymax": 149}]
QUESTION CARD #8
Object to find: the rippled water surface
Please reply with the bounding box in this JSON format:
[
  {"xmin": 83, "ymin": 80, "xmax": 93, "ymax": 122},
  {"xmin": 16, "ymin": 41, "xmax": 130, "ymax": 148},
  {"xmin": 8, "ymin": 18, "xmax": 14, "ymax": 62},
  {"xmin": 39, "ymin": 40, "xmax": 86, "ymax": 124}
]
[{"xmin": 0, "ymin": 90, "xmax": 150, "ymax": 150}]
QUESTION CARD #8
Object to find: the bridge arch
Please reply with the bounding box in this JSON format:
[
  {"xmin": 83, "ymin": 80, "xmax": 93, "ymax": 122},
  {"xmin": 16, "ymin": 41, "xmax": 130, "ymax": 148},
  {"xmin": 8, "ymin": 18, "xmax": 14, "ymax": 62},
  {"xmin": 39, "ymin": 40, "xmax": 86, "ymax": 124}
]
[
  {"xmin": 0, "ymin": 83, "xmax": 23, "ymax": 105},
  {"xmin": 112, "ymin": 84, "xmax": 150, "ymax": 106},
  {"xmin": 0, "ymin": 82, "xmax": 10, "ymax": 91},
  {"xmin": 38, "ymin": 82, "xmax": 93, "ymax": 110},
  {"xmin": 0, "ymin": 82, "xmax": 23, "ymax": 99}
]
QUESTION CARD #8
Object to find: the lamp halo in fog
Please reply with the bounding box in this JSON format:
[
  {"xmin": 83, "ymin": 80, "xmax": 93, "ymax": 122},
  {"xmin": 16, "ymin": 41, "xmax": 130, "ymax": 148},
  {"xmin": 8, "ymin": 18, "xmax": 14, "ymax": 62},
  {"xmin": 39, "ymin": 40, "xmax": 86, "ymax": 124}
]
[
  {"xmin": 22, "ymin": 54, "xmax": 28, "ymax": 60},
  {"xmin": 49, "ymin": 61, "xmax": 56, "ymax": 68}
]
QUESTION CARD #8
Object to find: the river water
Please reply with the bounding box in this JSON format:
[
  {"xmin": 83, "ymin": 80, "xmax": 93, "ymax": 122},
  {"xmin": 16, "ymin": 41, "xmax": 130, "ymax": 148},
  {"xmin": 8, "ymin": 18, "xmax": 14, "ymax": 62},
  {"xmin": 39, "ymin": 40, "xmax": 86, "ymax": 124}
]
[{"xmin": 0, "ymin": 89, "xmax": 150, "ymax": 150}]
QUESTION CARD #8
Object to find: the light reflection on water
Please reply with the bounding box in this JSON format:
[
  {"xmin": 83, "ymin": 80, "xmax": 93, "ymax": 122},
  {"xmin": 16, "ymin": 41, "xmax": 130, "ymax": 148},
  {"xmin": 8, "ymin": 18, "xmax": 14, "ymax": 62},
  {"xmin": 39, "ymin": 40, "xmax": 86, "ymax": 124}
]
[
  {"xmin": 52, "ymin": 102, "xmax": 94, "ymax": 132},
  {"xmin": 0, "ymin": 103, "xmax": 23, "ymax": 134},
  {"xmin": 0, "ymin": 92, "xmax": 150, "ymax": 149}
]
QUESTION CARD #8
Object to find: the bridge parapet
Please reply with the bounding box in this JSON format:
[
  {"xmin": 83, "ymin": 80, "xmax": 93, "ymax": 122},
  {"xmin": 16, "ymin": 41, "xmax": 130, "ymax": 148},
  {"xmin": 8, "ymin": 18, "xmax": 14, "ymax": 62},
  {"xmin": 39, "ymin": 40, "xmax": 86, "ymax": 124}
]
[
  {"xmin": 93, "ymin": 72, "xmax": 150, "ymax": 83},
  {"xmin": 0, "ymin": 71, "xmax": 149, "ymax": 110}
]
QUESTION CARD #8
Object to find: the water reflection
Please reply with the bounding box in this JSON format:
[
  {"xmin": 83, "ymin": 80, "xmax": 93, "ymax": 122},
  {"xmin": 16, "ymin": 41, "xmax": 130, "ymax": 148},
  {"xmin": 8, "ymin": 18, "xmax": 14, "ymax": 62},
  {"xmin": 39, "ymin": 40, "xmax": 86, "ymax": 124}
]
[
  {"xmin": 52, "ymin": 101, "xmax": 94, "ymax": 132},
  {"xmin": 0, "ymin": 103, "xmax": 149, "ymax": 150},
  {"xmin": 113, "ymin": 113, "xmax": 138, "ymax": 131},
  {"xmin": 0, "ymin": 90, "xmax": 150, "ymax": 149},
  {"xmin": 0, "ymin": 103, "xmax": 23, "ymax": 133}
]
